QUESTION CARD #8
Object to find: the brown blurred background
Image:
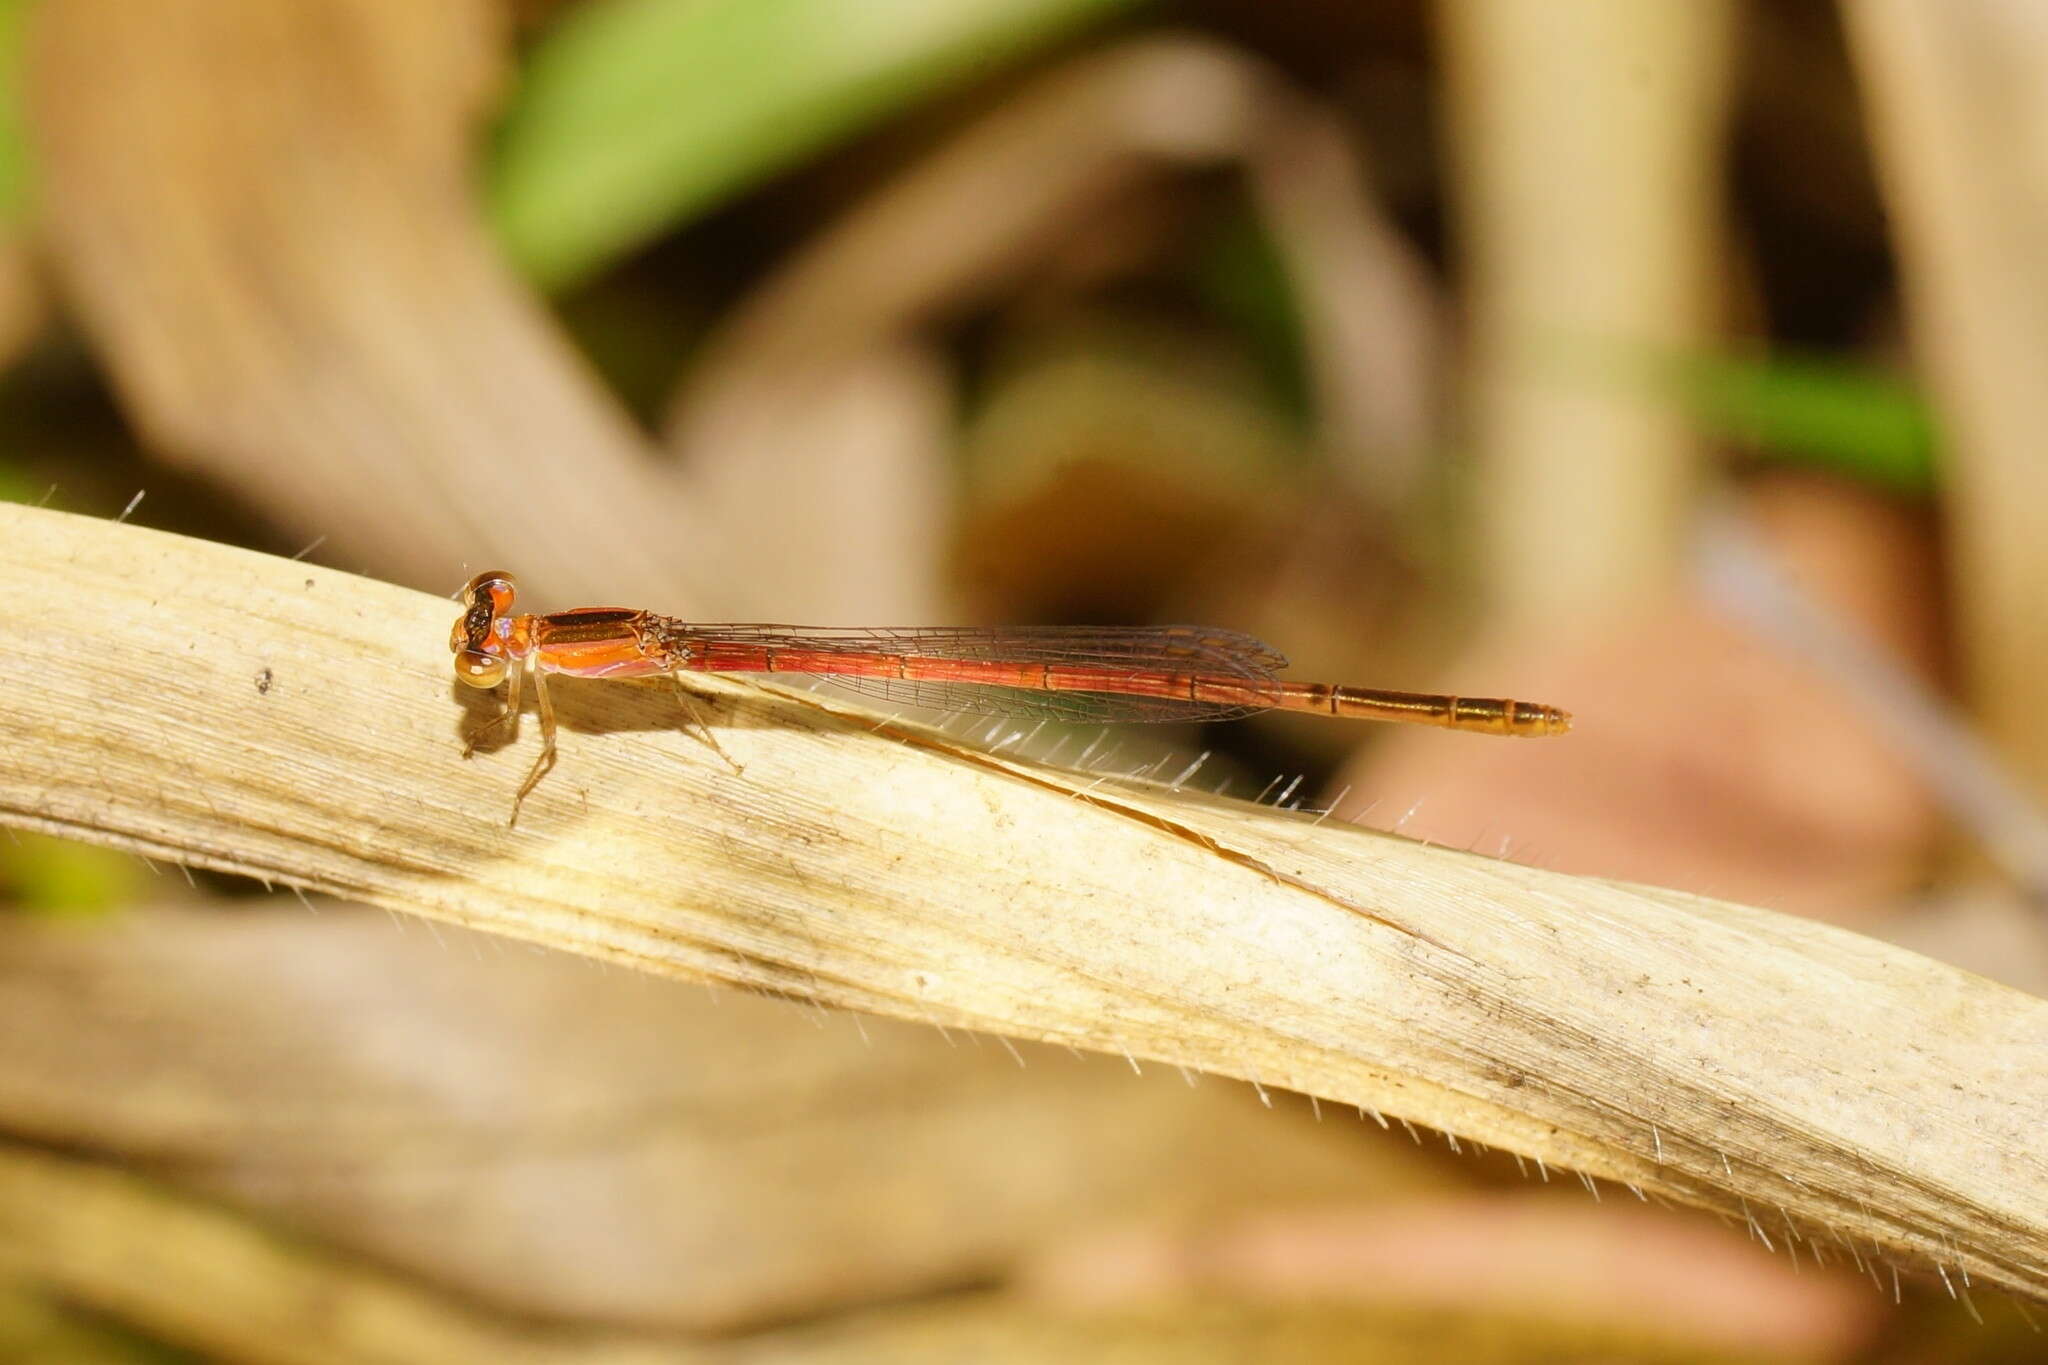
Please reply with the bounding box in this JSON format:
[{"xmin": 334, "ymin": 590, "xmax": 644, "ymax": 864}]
[{"xmin": 3, "ymin": 0, "xmax": 2045, "ymax": 1359}]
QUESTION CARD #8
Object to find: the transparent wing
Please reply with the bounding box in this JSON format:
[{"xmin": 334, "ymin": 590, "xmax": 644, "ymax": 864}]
[
  {"xmin": 666, "ymin": 623, "xmax": 1288, "ymax": 673},
  {"xmin": 807, "ymin": 674, "xmax": 1273, "ymax": 724},
  {"xmin": 667, "ymin": 622, "xmax": 1289, "ymax": 724}
]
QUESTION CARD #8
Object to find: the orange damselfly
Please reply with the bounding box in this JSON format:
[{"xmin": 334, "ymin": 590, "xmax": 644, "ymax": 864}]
[{"xmin": 451, "ymin": 571, "xmax": 1570, "ymax": 820}]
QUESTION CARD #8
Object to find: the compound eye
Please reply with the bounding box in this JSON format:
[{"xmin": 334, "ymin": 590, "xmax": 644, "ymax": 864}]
[
  {"xmin": 454, "ymin": 650, "xmax": 508, "ymax": 688},
  {"xmin": 462, "ymin": 570, "xmax": 518, "ymax": 612}
]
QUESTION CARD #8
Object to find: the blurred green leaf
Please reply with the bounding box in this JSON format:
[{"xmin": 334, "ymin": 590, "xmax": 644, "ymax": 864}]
[
  {"xmin": 1197, "ymin": 207, "xmax": 1312, "ymax": 428},
  {"xmin": 1545, "ymin": 335, "xmax": 1938, "ymax": 495},
  {"xmin": 1669, "ymin": 349, "xmax": 1937, "ymax": 495},
  {"xmin": 3, "ymin": 831, "xmax": 140, "ymax": 917},
  {"xmin": 0, "ymin": 1279, "xmax": 192, "ymax": 1364},
  {"xmin": 0, "ymin": 0, "xmax": 27, "ymax": 225},
  {"xmin": 490, "ymin": 0, "xmax": 1142, "ymax": 289}
]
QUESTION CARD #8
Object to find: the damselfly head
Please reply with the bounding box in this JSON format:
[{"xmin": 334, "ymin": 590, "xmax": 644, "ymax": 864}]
[{"xmin": 450, "ymin": 571, "xmax": 519, "ymax": 688}]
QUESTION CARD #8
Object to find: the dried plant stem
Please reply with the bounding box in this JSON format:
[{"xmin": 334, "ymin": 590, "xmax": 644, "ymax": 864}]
[
  {"xmin": 1439, "ymin": 0, "xmax": 1734, "ymax": 622},
  {"xmin": 1842, "ymin": 0, "xmax": 2048, "ymax": 794},
  {"xmin": 2, "ymin": 502, "xmax": 2045, "ymax": 1297}
]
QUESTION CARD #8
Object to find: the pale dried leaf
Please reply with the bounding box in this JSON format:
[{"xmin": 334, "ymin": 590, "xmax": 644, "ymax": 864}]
[
  {"xmin": 666, "ymin": 344, "xmax": 954, "ymax": 623},
  {"xmin": 2, "ymin": 502, "xmax": 2045, "ymax": 1298},
  {"xmin": 0, "ymin": 901, "xmax": 1431, "ymax": 1330},
  {"xmin": 1245, "ymin": 97, "xmax": 1442, "ymax": 506},
  {"xmin": 0, "ymin": 1144, "xmax": 686, "ymax": 1365},
  {"xmin": 664, "ymin": 37, "xmax": 1268, "ymax": 387},
  {"xmin": 27, "ymin": 0, "xmax": 723, "ymax": 606},
  {"xmin": 0, "ymin": 1148, "xmax": 1804, "ymax": 1365},
  {"xmin": 664, "ymin": 38, "xmax": 1272, "ymax": 618}
]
